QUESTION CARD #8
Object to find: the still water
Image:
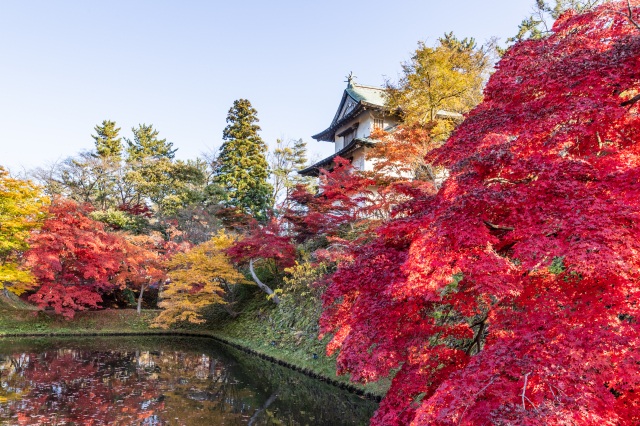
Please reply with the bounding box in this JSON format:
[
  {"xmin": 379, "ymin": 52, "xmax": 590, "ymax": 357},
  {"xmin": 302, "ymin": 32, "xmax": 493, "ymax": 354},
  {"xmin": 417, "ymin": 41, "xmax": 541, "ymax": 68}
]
[{"xmin": 0, "ymin": 337, "xmax": 377, "ymax": 425}]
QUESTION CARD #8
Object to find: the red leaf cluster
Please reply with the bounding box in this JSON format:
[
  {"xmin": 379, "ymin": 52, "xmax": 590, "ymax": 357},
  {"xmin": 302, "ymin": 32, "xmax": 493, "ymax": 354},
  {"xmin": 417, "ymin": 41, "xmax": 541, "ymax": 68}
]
[
  {"xmin": 117, "ymin": 202, "xmax": 153, "ymax": 218},
  {"xmin": 286, "ymin": 157, "xmax": 378, "ymax": 242},
  {"xmin": 117, "ymin": 233, "xmax": 169, "ymax": 291},
  {"xmin": 24, "ymin": 199, "xmax": 180, "ymax": 318},
  {"xmin": 366, "ymin": 124, "xmax": 438, "ymax": 183},
  {"xmin": 321, "ymin": 3, "xmax": 640, "ymax": 424},
  {"xmin": 227, "ymin": 219, "xmax": 296, "ymax": 270},
  {"xmin": 26, "ymin": 200, "xmax": 126, "ymax": 318}
]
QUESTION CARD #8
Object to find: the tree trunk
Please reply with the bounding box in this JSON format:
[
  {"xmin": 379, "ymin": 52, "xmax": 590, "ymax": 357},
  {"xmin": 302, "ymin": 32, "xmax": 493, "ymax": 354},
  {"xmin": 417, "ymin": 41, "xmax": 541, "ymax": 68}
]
[
  {"xmin": 249, "ymin": 259, "xmax": 280, "ymax": 305},
  {"xmin": 137, "ymin": 284, "xmax": 145, "ymax": 314}
]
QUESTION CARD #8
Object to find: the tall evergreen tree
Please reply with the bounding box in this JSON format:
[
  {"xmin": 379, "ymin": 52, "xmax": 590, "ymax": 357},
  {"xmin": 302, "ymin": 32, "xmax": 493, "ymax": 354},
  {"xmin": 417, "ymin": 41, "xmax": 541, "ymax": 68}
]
[
  {"xmin": 92, "ymin": 120, "xmax": 122, "ymax": 160},
  {"xmin": 215, "ymin": 99, "xmax": 273, "ymax": 221},
  {"xmin": 125, "ymin": 124, "xmax": 176, "ymax": 162}
]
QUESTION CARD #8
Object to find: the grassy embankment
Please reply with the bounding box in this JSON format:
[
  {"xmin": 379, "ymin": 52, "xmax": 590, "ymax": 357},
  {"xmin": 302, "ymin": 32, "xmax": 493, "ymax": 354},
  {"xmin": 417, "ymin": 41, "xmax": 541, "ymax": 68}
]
[
  {"xmin": 0, "ymin": 287, "xmax": 390, "ymax": 399},
  {"xmin": 0, "ymin": 291, "xmax": 156, "ymax": 334}
]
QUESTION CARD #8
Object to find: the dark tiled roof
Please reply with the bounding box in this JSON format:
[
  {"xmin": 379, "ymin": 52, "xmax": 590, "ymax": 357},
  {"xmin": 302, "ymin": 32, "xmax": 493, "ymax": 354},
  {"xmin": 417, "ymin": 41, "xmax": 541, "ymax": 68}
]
[{"xmin": 312, "ymin": 83, "xmax": 388, "ymax": 142}]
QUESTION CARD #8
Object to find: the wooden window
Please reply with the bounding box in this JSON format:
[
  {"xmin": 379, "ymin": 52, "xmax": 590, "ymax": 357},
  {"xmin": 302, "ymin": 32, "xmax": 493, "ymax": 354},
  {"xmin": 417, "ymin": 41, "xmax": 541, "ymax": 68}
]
[
  {"xmin": 344, "ymin": 129, "xmax": 356, "ymax": 144},
  {"xmin": 374, "ymin": 118, "xmax": 384, "ymax": 130},
  {"xmin": 338, "ymin": 124, "xmax": 359, "ymax": 145}
]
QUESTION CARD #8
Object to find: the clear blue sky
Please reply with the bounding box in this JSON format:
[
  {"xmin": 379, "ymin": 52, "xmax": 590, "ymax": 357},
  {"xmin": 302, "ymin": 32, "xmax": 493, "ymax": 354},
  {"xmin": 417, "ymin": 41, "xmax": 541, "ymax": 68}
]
[{"xmin": 0, "ymin": 1, "xmax": 534, "ymax": 173}]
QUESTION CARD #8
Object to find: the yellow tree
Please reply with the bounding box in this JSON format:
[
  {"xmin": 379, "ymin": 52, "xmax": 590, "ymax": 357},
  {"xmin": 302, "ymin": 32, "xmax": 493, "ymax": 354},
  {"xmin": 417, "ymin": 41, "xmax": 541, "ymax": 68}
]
[
  {"xmin": 386, "ymin": 32, "xmax": 490, "ymax": 142},
  {"xmin": 0, "ymin": 167, "xmax": 48, "ymax": 295},
  {"xmin": 153, "ymin": 231, "xmax": 248, "ymax": 328}
]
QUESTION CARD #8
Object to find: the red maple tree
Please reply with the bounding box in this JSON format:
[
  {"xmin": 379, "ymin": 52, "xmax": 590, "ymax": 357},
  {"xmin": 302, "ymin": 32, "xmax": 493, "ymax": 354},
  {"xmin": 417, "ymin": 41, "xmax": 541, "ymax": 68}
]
[
  {"xmin": 227, "ymin": 219, "xmax": 297, "ymax": 271},
  {"xmin": 25, "ymin": 200, "xmax": 126, "ymax": 318},
  {"xmin": 286, "ymin": 157, "xmax": 378, "ymax": 243},
  {"xmin": 117, "ymin": 232, "xmax": 169, "ymax": 313},
  {"xmin": 321, "ymin": 3, "xmax": 640, "ymax": 424},
  {"xmin": 227, "ymin": 219, "xmax": 296, "ymax": 304}
]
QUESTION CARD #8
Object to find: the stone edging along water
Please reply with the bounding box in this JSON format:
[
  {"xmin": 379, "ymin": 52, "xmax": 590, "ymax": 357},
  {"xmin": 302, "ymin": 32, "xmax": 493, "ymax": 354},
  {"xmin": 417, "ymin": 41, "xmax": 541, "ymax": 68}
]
[{"xmin": 0, "ymin": 330, "xmax": 383, "ymax": 403}]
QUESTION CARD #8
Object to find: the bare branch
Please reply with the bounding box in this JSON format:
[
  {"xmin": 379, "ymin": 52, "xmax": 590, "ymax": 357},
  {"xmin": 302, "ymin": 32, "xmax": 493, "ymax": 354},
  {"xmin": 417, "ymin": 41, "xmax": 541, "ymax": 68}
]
[
  {"xmin": 548, "ymin": 383, "xmax": 556, "ymax": 400},
  {"xmin": 621, "ymin": 93, "xmax": 640, "ymax": 107},
  {"xmin": 485, "ymin": 177, "xmax": 515, "ymax": 185},
  {"xmin": 249, "ymin": 258, "xmax": 280, "ymax": 305},
  {"xmin": 522, "ymin": 372, "xmax": 531, "ymax": 410},
  {"xmin": 484, "ymin": 221, "xmax": 515, "ymax": 231},
  {"xmin": 485, "ymin": 176, "xmax": 537, "ymax": 186},
  {"xmin": 628, "ymin": 0, "xmax": 640, "ymax": 29},
  {"xmin": 466, "ymin": 316, "xmax": 488, "ymax": 355},
  {"xmin": 614, "ymin": 1, "xmax": 640, "ymax": 30}
]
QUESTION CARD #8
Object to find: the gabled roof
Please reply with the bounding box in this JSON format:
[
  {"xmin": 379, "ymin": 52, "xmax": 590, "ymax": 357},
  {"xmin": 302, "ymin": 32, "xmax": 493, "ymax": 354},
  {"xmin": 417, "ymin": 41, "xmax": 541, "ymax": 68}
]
[
  {"xmin": 344, "ymin": 84, "xmax": 387, "ymax": 108},
  {"xmin": 312, "ymin": 83, "xmax": 388, "ymax": 142}
]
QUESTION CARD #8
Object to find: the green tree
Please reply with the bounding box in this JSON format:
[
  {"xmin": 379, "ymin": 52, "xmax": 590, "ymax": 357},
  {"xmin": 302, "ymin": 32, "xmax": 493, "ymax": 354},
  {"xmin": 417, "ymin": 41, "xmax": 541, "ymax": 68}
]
[
  {"xmin": 92, "ymin": 120, "xmax": 123, "ymax": 160},
  {"xmin": 34, "ymin": 152, "xmax": 118, "ymax": 210},
  {"xmin": 125, "ymin": 124, "xmax": 176, "ymax": 162},
  {"xmin": 127, "ymin": 158, "xmax": 207, "ymax": 215},
  {"xmin": 386, "ymin": 32, "xmax": 490, "ymax": 142},
  {"xmin": 269, "ymin": 138, "xmax": 312, "ymax": 214},
  {"xmin": 214, "ymin": 99, "xmax": 273, "ymax": 221},
  {"xmin": 123, "ymin": 124, "xmax": 207, "ymax": 215}
]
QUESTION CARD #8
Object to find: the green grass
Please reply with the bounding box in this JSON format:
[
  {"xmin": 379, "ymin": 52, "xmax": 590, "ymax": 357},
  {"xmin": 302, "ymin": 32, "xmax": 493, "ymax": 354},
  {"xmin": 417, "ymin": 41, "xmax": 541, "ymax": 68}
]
[
  {"xmin": 0, "ymin": 290, "xmax": 38, "ymax": 310},
  {"xmin": 0, "ymin": 308, "xmax": 158, "ymax": 334},
  {"xmin": 193, "ymin": 286, "xmax": 392, "ymax": 398}
]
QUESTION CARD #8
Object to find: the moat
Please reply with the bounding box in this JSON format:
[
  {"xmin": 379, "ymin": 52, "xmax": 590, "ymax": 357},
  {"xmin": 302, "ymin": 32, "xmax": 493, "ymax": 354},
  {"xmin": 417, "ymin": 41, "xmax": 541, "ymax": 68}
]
[{"xmin": 0, "ymin": 336, "xmax": 377, "ymax": 425}]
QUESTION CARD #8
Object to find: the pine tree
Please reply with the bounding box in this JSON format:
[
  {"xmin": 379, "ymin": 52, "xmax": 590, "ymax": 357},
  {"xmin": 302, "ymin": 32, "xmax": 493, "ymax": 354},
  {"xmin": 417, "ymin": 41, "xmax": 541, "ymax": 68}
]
[
  {"xmin": 290, "ymin": 138, "xmax": 310, "ymax": 181},
  {"xmin": 215, "ymin": 99, "xmax": 273, "ymax": 221},
  {"xmin": 125, "ymin": 123, "xmax": 176, "ymax": 162},
  {"xmin": 92, "ymin": 120, "xmax": 123, "ymax": 160}
]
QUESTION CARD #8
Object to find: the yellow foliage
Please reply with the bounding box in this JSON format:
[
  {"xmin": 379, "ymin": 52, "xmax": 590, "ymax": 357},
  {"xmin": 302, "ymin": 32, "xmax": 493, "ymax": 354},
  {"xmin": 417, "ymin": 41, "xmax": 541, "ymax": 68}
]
[
  {"xmin": 0, "ymin": 167, "xmax": 48, "ymax": 294},
  {"xmin": 152, "ymin": 231, "xmax": 249, "ymax": 329},
  {"xmin": 281, "ymin": 260, "xmax": 329, "ymax": 301},
  {"xmin": 0, "ymin": 264, "xmax": 35, "ymax": 295},
  {"xmin": 386, "ymin": 33, "xmax": 489, "ymax": 142}
]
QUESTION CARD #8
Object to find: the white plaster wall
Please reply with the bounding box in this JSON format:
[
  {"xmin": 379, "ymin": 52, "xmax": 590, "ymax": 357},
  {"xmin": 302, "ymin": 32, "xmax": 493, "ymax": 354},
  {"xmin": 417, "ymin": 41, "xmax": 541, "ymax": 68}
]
[
  {"xmin": 335, "ymin": 122, "xmax": 354, "ymax": 140},
  {"xmin": 333, "ymin": 111, "xmax": 374, "ymax": 154},
  {"xmin": 331, "ymin": 110, "xmax": 401, "ymax": 155},
  {"xmin": 356, "ymin": 111, "xmax": 373, "ymax": 138},
  {"xmin": 351, "ymin": 147, "xmax": 366, "ymax": 171},
  {"xmin": 362, "ymin": 146, "xmax": 375, "ymax": 172}
]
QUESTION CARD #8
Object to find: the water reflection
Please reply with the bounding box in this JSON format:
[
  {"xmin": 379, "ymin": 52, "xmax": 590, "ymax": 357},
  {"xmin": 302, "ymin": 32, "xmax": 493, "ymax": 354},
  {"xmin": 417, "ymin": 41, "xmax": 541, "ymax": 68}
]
[{"xmin": 0, "ymin": 337, "xmax": 377, "ymax": 425}]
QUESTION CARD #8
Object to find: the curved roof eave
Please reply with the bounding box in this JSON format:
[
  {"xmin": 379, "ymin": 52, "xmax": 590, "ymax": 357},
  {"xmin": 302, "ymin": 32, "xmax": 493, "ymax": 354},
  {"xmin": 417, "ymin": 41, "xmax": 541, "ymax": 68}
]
[
  {"xmin": 312, "ymin": 102, "xmax": 387, "ymax": 142},
  {"xmin": 298, "ymin": 137, "xmax": 377, "ymax": 176}
]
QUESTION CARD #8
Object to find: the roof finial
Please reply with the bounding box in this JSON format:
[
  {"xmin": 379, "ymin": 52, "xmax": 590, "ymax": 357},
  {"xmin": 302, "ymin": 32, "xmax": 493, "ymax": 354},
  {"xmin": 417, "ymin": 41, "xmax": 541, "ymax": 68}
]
[{"xmin": 345, "ymin": 71, "xmax": 356, "ymax": 87}]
